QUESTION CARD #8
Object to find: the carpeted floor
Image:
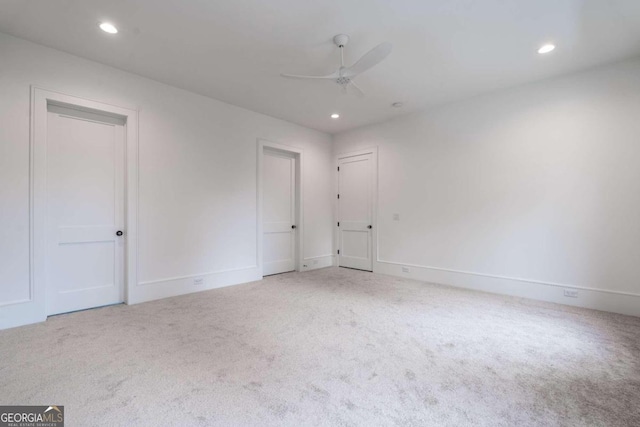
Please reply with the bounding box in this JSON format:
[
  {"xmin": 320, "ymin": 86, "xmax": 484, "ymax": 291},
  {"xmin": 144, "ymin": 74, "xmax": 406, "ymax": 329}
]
[{"xmin": 1, "ymin": 267, "xmax": 639, "ymax": 426}]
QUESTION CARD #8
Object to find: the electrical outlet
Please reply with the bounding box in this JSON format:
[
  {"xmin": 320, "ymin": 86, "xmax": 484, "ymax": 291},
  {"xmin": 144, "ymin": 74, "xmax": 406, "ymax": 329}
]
[
  {"xmin": 563, "ymin": 289, "xmax": 578, "ymax": 298},
  {"xmin": 193, "ymin": 277, "xmax": 204, "ymax": 286},
  {"xmin": 393, "ymin": 213, "xmax": 400, "ymax": 221},
  {"xmin": 402, "ymin": 266, "xmax": 410, "ymax": 273}
]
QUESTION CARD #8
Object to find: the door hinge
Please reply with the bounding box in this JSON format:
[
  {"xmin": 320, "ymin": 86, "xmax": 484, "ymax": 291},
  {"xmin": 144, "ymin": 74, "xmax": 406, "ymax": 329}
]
[
  {"xmin": 337, "ymin": 166, "xmax": 340, "ymax": 172},
  {"xmin": 337, "ymin": 249, "xmax": 340, "ymax": 255},
  {"xmin": 337, "ymin": 221, "xmax": 340, "ymax": 227},
  {"xmin": 337, "ymin": 194, "xmax": 340, "ymax": 199}
]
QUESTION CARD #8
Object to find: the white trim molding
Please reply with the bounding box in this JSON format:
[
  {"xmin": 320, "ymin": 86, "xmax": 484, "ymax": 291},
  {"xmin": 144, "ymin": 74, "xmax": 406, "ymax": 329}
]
[
  {"xmin": 301, "ymin": 255, "xmax": 335, "ymax": 271},
  {"xmin": 375, "ymin": 260, "xmax": 640, "ymax": 317},
  {"xmin": 131, "ymin": 266, "xmax": 260, "ymax": 304},
  {"xmin": 0, "ymin": 87, "xmax": 139, "ymax": 330}
]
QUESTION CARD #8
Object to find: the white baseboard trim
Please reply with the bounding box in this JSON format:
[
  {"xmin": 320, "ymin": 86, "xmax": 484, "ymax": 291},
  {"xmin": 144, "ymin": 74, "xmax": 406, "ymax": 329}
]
[
  {"xmin": 0, "ymin": 299, "xmax": 46, "ymax": 330},
  {"xmin": 300, "ymin": 255, "xmax": 335, "ymax": 272},
  {"xmin": 129, "ymin": 265, "xmax": 261, "ymax": 305},
  {"xmin": 375, "ymin": 260, "xmax": 640, "ymax": 317},
  {"xmin": 1, "ymin": 266, "xmax": 262, "ymax": 330}
]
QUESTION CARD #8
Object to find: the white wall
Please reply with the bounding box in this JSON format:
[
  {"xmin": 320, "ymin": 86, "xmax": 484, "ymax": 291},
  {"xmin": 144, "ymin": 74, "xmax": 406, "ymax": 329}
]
[
  {"xmin": 0, "ymin": 33, "xmax": 334, "ymax": 329},
  {"xmin": 333, "ymin": 58, "xmax": 640, "ymax": 316}
]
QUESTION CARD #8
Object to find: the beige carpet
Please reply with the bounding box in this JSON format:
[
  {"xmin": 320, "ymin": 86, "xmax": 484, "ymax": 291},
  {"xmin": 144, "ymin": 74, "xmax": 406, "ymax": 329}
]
[{"xmin": 1, "ymin": 267, "xmax": 639, "ymax": 426}]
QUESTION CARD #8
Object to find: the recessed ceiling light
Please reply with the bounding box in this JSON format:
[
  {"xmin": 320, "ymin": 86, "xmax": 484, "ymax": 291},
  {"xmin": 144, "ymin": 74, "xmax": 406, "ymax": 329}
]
[
  {"xmin": 331, "ymin": 113, "xmax": 340, "ymax": 119},
  {"xmin": 99, "ymin": 22, "xmax": 118, "ymax": 34},
  {"xmin": 538, "ymin": 44, "xmax": 555, "ymax": 54}
]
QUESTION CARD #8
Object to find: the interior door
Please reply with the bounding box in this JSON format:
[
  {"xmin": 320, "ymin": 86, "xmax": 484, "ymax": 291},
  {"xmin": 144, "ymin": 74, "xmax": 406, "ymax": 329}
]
[
  {"xmin": 263, "ymin": 149, "xmax": 297, "ymax": 276},
  {"xmin": 46, "ymin": 104, "xmax": 125, "ymax": 315},
  {"xmin": 338, "ymin": 153, "xmax": 373, "ymax": 271}
]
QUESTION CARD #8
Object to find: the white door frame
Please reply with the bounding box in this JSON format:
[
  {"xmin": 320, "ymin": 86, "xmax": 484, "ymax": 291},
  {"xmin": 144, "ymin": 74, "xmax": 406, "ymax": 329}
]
[
  {"xmin": 31, "ymin": 87, "xmax": 139, "ymax": 316},
  {"xmin": 334, "ymin": 147, "xmax": 378, "ymax": 270},
  {"xmin": 257, "ymin": 139, "xmax": 304, "ymax": 276}
]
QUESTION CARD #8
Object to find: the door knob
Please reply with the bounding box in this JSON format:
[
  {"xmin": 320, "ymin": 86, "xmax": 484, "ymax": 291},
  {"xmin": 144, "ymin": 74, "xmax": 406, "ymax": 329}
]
[
  {"xmin": 116, "ymin": 230, "xmax": 124, "ymax": 236},
  {"xmin": 367, "ymin": 225, "xmax": 372, "ymax": 229},
  {"xmin": 291, "ymin": 225, "xmax": 297, "ymax": 229}
]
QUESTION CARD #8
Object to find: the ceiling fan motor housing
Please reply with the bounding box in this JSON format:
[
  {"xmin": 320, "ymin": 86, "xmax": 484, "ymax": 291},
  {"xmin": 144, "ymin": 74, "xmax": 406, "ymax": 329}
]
[{"xmin": 333, "ymin": 34, "xmax": 350, "ymax": 48}]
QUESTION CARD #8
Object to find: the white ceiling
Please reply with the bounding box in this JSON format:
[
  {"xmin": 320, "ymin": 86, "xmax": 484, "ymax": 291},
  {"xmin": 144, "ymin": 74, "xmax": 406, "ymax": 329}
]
[{"xmin": 1, "ymin": 0, "xmax": 640, "ymax": 134}]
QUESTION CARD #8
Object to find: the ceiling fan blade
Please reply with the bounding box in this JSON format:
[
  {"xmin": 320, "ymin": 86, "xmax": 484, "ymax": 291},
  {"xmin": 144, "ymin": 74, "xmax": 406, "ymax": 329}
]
[
  {"xmin": 349, "ymin": 80, "xmax": 365, "ymax": 98},
  {"xmin": 280, "ymin": 71, "xmax": 339, "ymax": 79},
  {"xmin": 343, "ymin": 42, "xmax": 392, "ymax": 77}
]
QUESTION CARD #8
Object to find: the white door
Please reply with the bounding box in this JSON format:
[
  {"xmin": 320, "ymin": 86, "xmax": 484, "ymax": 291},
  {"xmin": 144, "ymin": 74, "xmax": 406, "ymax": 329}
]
[
  {"xmin": 46, "ymin": 105, "xmax": 125, "ymax": 315},
  {"xmin": 263, "ymin": 150, "xmax": 297, "ymax": 276},
  {"xmin": 338, "ymin": 153, "xmax": 373, "ymax": 271}
]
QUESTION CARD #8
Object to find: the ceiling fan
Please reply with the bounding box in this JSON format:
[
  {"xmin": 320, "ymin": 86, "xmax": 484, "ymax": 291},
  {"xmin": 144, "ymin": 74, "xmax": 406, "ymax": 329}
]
[{"xmin": 281, "ymin": 34, "xmax": 392, "ymax": 97}]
